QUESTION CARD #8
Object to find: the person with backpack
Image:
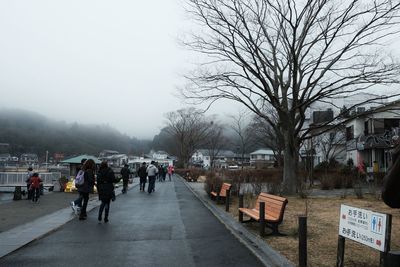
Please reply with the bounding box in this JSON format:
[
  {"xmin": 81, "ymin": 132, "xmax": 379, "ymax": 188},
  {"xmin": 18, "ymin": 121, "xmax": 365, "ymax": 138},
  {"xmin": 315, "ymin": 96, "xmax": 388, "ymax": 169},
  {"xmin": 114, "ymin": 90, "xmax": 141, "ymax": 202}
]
[
  {"xmin": 76, "ymin": 159, "xmax": 96, "ymax": 220},
  {"xmin": 70, "ymin": 158, "xmax": 86, "ymax": 214},
  {"xmin": 137, "ymin": 162, "xmax": 147, "ymax": 192},
  {"xmin": 29, "ymin": 173, "xmax": 42, "ymax": 203},
  {"xmin": 96, "ymin": 161, "xmax": 119, "ymax": 223},
  {"xmin": 120, "ymin": 164, "xmax": 130, "ymax": 194},
  {"xmin": 146, "ymin": 161, "xmax": 158, "ymax": 194}
]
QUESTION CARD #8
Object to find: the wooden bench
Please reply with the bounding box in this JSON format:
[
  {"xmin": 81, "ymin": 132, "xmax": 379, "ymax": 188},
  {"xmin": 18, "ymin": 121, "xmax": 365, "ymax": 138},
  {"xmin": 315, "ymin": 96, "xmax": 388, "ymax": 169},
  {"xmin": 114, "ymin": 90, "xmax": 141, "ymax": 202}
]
[
  {"xmin": 239, "ymin": 192, "xmax": 288, "ymax": 236},
  {"xmin": 210, "ymin": 183, "xmax": 231, "ymax": 204}
]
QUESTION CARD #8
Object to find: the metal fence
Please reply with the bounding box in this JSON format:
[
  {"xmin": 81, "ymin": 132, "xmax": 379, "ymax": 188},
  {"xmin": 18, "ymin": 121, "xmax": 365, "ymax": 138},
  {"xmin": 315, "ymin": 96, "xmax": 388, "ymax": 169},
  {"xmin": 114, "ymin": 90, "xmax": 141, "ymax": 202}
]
[{"xmin": 0, "ymin": 172, "xmax": 61, "ymax": 185}]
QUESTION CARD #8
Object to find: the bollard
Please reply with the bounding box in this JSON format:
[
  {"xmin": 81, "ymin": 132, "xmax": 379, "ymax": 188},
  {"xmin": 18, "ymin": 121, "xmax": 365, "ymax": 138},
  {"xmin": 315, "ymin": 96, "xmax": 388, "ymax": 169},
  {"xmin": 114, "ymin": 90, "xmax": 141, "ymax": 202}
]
[
  {"xmin": 299, "ymin": 216, "xmax": 307, "ymax": 267},
  {"xmin": 336, "ymin": 236, "xmax": 345, "ymax": 267},
  {"xmin": 13, "ymin": 186, "xmax": 22, "ymax": 200},
  {"xmin": 225, "ymin": 189, "xmax": 230, "ymax": 212},
  {"xmin": 385, "ymin": 251, "xmax": 400, "ymax": 267},
  {"xmin": 259, "ymin": 202, "xmax": 265, "ymax": 237},
  {"xmin": 239, "ymin": 194, "xmax": 244, "ymax": 222}
]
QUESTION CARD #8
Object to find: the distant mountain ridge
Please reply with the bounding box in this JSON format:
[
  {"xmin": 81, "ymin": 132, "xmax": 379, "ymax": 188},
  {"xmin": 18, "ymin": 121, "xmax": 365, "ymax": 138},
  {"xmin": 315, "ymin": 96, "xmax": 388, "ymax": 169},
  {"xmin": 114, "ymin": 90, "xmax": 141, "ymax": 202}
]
[{"xmin": 0, "ymin": 108, "xmax": 151, "ymax": 160}]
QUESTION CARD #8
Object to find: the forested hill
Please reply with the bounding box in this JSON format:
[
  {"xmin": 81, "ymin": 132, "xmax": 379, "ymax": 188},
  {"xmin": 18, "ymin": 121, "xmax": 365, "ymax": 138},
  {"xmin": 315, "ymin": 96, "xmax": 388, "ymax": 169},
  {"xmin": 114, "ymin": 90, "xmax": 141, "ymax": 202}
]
[{"xmin": 0, "ymin": 109, "xmax": 151, "ymax": 159}]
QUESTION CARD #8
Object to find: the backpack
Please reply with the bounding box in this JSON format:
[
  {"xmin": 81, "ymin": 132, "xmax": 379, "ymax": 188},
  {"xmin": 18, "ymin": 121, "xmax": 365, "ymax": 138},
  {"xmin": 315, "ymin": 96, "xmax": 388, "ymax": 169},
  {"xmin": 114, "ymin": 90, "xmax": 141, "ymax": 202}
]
[{"xmin": 75, "ymin": 170, "xmax": 85, "ymax": 186}]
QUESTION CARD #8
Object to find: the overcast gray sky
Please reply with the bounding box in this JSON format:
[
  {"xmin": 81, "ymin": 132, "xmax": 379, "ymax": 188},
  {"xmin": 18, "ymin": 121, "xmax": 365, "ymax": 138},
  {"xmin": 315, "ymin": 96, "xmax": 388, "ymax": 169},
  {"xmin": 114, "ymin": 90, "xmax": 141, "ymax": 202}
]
[{"xmin": 0, "ymin": 0, "xmax": 236, "ymax": 139}]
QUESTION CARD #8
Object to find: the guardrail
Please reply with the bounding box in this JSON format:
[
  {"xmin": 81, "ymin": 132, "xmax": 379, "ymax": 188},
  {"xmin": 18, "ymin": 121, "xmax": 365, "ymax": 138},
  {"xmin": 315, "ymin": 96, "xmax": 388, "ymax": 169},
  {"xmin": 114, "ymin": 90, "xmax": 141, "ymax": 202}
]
[{"xmin": 0, "ymin": 172, "xmax": 61, "ymax": 185}]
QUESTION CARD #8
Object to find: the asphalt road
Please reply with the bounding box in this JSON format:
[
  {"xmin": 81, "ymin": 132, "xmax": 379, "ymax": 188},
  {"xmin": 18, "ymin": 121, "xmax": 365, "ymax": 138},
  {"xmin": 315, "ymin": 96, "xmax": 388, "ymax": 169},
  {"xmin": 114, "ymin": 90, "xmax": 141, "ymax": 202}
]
[{"xmin": 0, "ymin": 177, "xmax": 264, "ymax": 267}]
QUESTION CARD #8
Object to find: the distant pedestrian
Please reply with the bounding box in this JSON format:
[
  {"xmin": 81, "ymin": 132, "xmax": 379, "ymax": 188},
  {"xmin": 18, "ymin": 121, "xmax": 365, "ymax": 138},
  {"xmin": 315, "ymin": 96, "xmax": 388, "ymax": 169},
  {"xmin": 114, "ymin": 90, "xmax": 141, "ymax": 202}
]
[
  {"xmin": 158, "ymin": 165, "xmax": 165, "ymax": 182},
  {"xmin": 137, "ymin": 162, "xmax": 147, "ymax": 192},
  {"xmin": 146, "ymin": 161, "xmax": 158, "ymax": 194},
  {"xmin": 96, "ymin": 161, "xmax": 119, "ymax": 223},
  {"xmin": 76, "ymin": 159, "xmax": 96, "ymax": 220},
  {"xmin": 162, "ymin": 165, "xmax": 167, "ymax": 181},
  {"xmin": 167, "ymin": 165, "xmax": 173, "ymax": 181},
  {"xmin": 25, "ymin": 167, "xmax": 33, "ymax": 200},
  {"xmin": 120, "ymin": 164, "xmax": 130, "ymax": 194},
  {"xmin": 29, "ymin": 173, "xmax": 42, "ymax": 203},
  {"xmin": 70, "ymin": 158, "xmax": 86, "ymax": 214}
]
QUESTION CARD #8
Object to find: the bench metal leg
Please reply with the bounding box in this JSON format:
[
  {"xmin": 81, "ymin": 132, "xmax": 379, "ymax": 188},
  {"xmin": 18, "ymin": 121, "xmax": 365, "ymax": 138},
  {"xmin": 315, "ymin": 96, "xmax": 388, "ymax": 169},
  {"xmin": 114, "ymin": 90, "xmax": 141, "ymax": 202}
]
[
  {"xmin": 225, "ymin": 189, "xmax": 230, "ymax": 212},
  {"xmin": 265, "ymin": 224, "xmax": 286, "ymax": 236},
  {"xmin": 239, "ymin": 194, "xmax": 243, "ymax": 222},
  {"xmin": 259, "ymin": 202, "xmax": 265, "ymax": 237}
]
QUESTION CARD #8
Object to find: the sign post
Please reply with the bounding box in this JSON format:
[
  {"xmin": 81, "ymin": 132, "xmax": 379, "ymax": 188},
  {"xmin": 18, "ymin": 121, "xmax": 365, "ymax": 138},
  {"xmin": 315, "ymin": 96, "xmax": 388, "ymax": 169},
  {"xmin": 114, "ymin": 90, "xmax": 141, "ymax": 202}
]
[{"xmin": 337, "ymin": 205, "xmax": 391, "ymax": 266}]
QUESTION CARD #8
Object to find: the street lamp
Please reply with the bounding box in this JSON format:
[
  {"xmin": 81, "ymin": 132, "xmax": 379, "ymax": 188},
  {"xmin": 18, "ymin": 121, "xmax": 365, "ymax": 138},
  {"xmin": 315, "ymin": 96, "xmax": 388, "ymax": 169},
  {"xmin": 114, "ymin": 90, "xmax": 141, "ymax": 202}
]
[{"xmin": 45, "ymin": 151, "xmax": 48, "ymax": 170}]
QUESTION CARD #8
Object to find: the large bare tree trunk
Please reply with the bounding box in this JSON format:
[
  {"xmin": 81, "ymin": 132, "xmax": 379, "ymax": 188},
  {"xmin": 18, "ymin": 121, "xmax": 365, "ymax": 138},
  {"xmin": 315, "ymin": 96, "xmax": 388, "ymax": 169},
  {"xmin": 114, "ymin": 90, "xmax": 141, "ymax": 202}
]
[{"xmin": 281, "ymin": 127, "xmax": 298, "ymax": 194}]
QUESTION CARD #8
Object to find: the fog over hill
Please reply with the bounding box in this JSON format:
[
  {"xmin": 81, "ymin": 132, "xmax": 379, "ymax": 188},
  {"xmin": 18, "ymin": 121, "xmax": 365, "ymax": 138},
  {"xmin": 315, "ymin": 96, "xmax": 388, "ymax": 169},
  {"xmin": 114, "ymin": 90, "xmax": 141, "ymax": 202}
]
[{"xmin": 0, "ymin": 108, "xmax": 152, "ymax": 159}]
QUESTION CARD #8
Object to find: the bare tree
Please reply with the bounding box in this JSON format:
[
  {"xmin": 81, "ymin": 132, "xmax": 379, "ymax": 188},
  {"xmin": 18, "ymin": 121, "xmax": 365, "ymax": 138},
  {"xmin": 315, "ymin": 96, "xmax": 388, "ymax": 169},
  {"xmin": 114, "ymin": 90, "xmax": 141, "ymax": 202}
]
[
  {"xmin": 165, "ymin": 108, "xmax": 212, "ymax": 168},
  {"xmin": 182, "ymin": 0, "xmax": 400, "ymax": 193},
  {"xmin": 204, "ymin": 121, "xmax": 227, "ymax": 169},
  {"xmin": 315, "ymin": 127, "xmax": 346, "ymax": 163},
  {"xmin": 249, "ymin": 108, "xmax": 284, "ymax": 166},
  {"xmin": 229, "ymin": 111, "xmax": 254, "ymax": 169}
]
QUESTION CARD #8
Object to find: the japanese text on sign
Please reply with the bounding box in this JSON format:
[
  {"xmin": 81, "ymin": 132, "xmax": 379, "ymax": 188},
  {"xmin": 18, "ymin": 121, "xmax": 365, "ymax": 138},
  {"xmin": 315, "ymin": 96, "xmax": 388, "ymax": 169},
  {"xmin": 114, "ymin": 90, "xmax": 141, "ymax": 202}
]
[{"xmin": 338, "ymin": 204, "xmax": 387, "ymax": 252}]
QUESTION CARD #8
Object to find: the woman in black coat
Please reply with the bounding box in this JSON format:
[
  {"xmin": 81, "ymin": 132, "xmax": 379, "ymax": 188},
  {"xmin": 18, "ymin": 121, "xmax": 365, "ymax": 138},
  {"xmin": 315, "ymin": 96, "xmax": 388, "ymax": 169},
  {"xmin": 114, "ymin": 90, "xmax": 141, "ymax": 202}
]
[
  {"xmin": 77, "ymin": 159, "xmax": 96, "ymax": 220},
  {"xmin": 96, "ymin": 161, "xmax": 119, "ymax": 223}
]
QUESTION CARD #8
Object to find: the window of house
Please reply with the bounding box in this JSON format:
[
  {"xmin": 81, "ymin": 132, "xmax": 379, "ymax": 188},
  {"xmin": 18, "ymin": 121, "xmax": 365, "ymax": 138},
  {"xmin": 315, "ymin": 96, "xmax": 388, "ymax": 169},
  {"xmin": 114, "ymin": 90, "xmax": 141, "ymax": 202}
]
[
  {"xmin": 346, "ymin": 125, "xmax": 354, "ymax": 141},
  {"xmin": 374, "ymin": 119, "xmax": 384, "ymax": 134},
  {"xmin": 357, "ymin": 107, "xmax": 366, "ymax": 113},
  {"xmin": 384, "ymin": 119, "xmax": 400, "ymax": 131}
]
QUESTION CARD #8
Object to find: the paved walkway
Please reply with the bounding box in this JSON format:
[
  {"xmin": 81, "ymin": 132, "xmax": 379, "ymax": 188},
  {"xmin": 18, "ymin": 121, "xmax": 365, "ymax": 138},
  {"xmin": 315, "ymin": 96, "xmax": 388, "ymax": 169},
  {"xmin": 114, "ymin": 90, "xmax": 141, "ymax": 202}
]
[{"xmin": 0, "ymin": 176, "xmax": 293, "ymax": 267}]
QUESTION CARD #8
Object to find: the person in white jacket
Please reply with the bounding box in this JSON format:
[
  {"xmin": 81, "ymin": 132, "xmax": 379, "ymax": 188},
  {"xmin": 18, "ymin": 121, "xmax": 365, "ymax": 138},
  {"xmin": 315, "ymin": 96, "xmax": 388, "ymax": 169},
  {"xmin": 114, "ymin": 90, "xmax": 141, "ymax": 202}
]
[{"xmin": 146, "ymin": 161, "xmax": 158, "ymax": 194}]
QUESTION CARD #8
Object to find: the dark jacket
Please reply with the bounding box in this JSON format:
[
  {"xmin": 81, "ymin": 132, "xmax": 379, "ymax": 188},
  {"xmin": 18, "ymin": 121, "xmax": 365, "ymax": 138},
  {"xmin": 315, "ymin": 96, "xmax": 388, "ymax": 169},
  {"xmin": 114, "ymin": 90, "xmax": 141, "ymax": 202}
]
[
  {"xmin": 382, "ymin": 145, "xmax": 400, "ymax": 208},
  {"xmin": 97, "ymin": 167, "xmax": 119, "ymax": 201},
  {"xmin": 137, "ymin": 165, "xmax": 147, "ymax": 179},
  {"xmin": 77, "ymin": 169, "xmax": 95, "ymax": 194},
  {"xmin": 120, "ymin": 166, "xmax": 130, "ymax": 180}
]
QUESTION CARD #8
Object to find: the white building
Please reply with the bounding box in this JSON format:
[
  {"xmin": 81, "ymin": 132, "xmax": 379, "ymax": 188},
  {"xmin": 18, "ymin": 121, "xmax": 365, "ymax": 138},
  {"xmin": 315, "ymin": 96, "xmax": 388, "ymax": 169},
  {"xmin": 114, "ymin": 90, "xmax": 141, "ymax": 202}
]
[
  {"xmin": 250, "ymin": 149, "xmax": 275, "ymax": 167},
  {"xmin": 301, "ymin": 92, "xmax": 387, "ymax": 167},
  {"xmin": 191, "ymin": 149, "xmax": 249, "ymax": 169},
  {"xmin": 345, "ymin": 100, "xmax": 400, "ymax": 173}
]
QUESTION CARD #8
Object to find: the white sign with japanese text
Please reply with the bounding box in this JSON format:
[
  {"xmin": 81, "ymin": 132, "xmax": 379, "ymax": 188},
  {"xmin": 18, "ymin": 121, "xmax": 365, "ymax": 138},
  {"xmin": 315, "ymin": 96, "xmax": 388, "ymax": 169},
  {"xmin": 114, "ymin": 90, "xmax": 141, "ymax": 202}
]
[{"xmin": 339, "ymin": 204, "xmax": 388, "ymax": 252}]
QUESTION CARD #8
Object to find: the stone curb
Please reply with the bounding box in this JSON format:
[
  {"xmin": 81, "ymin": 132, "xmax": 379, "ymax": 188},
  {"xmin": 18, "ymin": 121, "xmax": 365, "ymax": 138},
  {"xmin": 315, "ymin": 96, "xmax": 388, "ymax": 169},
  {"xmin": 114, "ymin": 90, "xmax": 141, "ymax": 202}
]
[
  {"xmin": 0, "ymin": 182, "xmax": 139, "ymax": 259},
  {"xmin": 180, "ymin": 176, "xmax": 294, "ymax": 267}
]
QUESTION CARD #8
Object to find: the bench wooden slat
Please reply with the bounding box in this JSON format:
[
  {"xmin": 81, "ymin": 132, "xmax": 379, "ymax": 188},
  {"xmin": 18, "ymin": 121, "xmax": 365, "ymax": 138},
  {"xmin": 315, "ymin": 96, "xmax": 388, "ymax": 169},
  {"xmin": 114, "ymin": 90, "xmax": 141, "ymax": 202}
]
[
  {"xmin": 210, "ymin": 182, "xmax": 231, "ymax": 200},
  {"xmin": 239, "ymin": 192, "xmax": 288, "ymax": 235}
]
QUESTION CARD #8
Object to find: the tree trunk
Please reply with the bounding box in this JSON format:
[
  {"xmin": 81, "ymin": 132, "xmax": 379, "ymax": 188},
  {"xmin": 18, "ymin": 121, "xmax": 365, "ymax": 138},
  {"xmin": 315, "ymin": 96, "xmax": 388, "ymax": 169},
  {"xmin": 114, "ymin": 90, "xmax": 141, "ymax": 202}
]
[{"xmin": 282, "ymin": 130, "xmax": 298, "ymax": 195}]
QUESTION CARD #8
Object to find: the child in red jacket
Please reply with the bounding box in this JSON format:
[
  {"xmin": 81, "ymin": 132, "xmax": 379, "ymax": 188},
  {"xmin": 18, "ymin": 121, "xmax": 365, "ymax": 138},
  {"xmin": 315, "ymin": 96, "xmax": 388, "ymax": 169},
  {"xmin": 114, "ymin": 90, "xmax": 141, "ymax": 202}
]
[{"xmin": 29, "ymin": 173, "xmax": 42, "ymax": 203}]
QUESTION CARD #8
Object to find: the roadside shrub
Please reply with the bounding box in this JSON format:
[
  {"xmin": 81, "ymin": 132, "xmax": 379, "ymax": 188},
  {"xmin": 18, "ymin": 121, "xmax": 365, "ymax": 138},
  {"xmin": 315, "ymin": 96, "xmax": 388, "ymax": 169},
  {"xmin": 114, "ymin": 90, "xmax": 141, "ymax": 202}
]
[
  {"xmin": 175, "ymin": 168, "xmax": 206, "ymax": 182},
  {"xmin": 319, "ymin": 174, "xmax": 334, "ymax": 190},
  {"xmin": 204, "ymin": 171, "xmax": 222, "ymax": 195}
]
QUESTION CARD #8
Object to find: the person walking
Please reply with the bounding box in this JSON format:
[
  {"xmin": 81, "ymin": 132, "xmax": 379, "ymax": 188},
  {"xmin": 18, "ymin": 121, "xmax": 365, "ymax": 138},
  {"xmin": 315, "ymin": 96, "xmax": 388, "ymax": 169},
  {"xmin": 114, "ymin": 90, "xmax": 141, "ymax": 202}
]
[
  {"xmin": 137, "ymin": 162, "xmax": 147, "ymax": 192},
  {"xmin": 29, "ymin": 173, "xmax": 42, "ymax": 203},
  {"xmin": 96, "ymin": 161, "xmax": 119, "ymax": 223},
  {"xmin": 167, "ymin": 165, "xmax": 173, "ymax": 181},
  {"xmin": 70, "ymin": 158, "xmax": 86, "ymax": 214},
  {"xmin": 25, "ymin": 167, "xmax": 34, "ymax": 200},
  {"xmin": 76, "ymin": 159, "xmax": 96, "ymax": 220},
  {"xmin": 120, "ymin": 164, "xmax": 130, "ymax": 194},
  {"xmin": 146, "ymin": 161, "xmax": 158, "ymax": 194}
]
